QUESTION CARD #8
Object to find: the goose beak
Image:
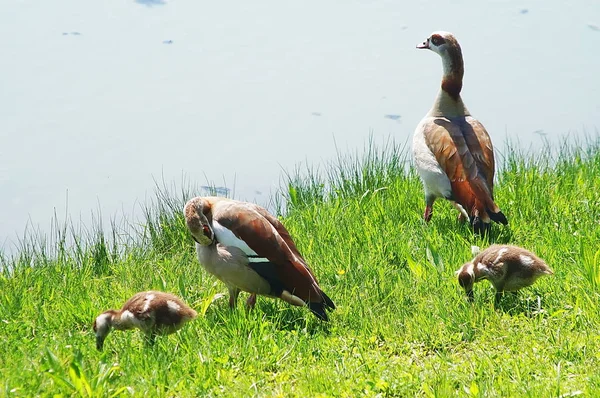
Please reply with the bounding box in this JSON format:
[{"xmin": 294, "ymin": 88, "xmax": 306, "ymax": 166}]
[{"xmin": 416, "ymin": 40, "xmax": 429, "ymax": 49}]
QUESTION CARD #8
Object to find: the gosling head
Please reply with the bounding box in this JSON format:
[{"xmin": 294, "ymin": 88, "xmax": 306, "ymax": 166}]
[
  {"xmin": 93, "ymin": 310, "xmax": 116, "ymax": 351},
  {"xmin": 183, "ymin": 197, "xmax": 215, "ymax": 246},
  {"xmin": 456, "ymin": 262, "xmax": 475, "ymax": 301}
]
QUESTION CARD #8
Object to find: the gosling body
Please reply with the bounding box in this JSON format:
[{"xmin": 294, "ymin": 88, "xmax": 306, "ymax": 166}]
[
  {"xmin": 457, "ymin": 244, "xmax": 553, "ymax": 303},
  {"xmin": 93, "ymin": 291, "xmax": 197, "ymax": 350}
]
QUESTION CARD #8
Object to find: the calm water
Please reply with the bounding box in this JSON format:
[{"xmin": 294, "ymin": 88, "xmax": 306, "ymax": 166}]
[{"xmin": 1, "ymin": 0, "xmax": 599, "ymax": 249}]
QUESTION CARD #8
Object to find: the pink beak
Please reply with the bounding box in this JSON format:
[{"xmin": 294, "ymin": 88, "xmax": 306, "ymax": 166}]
[{"xmin": 416, "ymin": 40, "xmax": 429, "ymax": 49}]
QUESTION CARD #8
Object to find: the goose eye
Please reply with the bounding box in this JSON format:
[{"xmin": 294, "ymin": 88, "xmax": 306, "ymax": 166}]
[
  {"xmin": 202, "ymin": 225, "xmax": 211, "ymax": 236},
  {"xmin": 431, "ymin": 36, "xmax": 440, "ymax": 46}
]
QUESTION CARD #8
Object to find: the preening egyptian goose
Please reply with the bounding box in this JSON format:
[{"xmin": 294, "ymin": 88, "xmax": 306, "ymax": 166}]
[
  {"xmin": 93, "ymin": 291, "xmax": 197, "ymax": 350},
  {"xmin": 413, "ymin": 31, "xmax": 508, "ymax": 233},
  {"xmin": 183, "ymin": 196, "xmax": 335, "ymax": 321},
  {"xmin": 456, "ymin": 244, "xmax": 553, "ymax": 304}
]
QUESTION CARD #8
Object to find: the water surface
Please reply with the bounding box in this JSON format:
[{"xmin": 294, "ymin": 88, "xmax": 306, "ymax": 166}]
[{"xmin": 1, "ymin": 0, "xmax": 599, "ymax": 248}]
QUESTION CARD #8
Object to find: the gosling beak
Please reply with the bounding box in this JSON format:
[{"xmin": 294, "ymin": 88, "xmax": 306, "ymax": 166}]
[
  {"xmin": 416, "ymin": 39, "xmax": 429, "ymax": 49},
  {"xmin": 96, "ymin": 336, "xmax": 105, "ymax": 351},
  {"xmin": 466, "ymin": 289, "xmax": 474, "ymax": 302}
]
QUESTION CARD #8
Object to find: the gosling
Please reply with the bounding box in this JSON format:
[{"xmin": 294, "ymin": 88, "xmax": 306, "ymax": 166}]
[
  {"xmin": 456, "ymin": 245, "xmax": 553, "ymax": 304},
  {"xmin": 93, "ymin": 291, "xmax": 197, "ymax": 350}
]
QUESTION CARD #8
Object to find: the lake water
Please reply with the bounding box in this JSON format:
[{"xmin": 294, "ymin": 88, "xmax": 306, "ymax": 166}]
[{"xmin": 1, "ymin": 0, "xmax": 599, "ymax": 250}]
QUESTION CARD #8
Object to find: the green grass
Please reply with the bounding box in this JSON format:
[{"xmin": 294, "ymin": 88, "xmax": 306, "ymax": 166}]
[{"xmin": 1, "ymin": 137, "xmax": 600, "ymax": 397}]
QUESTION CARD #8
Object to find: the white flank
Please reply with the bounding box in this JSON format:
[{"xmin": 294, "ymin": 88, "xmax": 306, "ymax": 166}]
[
  {"xmin": 519, "ymin": 254, "xmax": 535, "ymax": 267},
  {"xmin": 212, "ymin": 220, "xmax": 258, "ymax": 256},
  {"xmin": 143, "ymin": 294, "xmax": 155, "ymax": 312},
  {"xmin": 412, "ymin": 120, "xmax": 452, "ymax": 200},
  {"xmin": 494, "ymin": 247, "xmax": 509, "ymax": 264},
  {"xmin": 167, "ymin": 300, "xmax": 181, "ymax": 312}
]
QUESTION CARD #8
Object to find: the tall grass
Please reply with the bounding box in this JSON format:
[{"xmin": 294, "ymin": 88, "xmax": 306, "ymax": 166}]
[{"xmin": 1, "ymin": 138, "xmax": 599, "ymax": 396}]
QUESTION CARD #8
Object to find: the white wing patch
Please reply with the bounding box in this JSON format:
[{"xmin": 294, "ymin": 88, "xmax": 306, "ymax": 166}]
[
  {"xmin": 167, "ymin": 300, "xmax": 181, "ymax": 312},
  {"xmin": 494, "ymin": 247, "xmax": 508, "ymax": 264},
  {"xmin": 248, "ymin": 257, "xmax": 270, "ymax": 263},
  {"xmin": 212, "ymin": 220, "xmax": 258, "ymax": 256},
  {"xmin": 143, "ymin": 294, "xmax": 155, "ymax": 312},
  {"xmin": 519, "ymin": 254, "xmax": 534, "ymax": 266}
]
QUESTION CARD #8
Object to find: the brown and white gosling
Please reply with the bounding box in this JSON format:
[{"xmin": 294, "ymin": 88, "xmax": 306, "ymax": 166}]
[
  {"xmin": 456, "ymin": 245, "xmax": 553, "ymax": 304},
  {"xmin": 93, "ymin": 291, "xmax": 197, "ymax": 350}
]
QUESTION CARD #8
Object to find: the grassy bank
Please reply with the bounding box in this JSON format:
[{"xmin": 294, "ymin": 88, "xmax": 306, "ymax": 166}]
[{"xmin": 1, "ymin": 138, "xmax": 599, "ymax": 397}]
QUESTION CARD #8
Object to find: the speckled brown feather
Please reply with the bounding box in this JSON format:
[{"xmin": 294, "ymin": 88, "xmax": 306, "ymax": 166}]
[
  {"xmin": 121, "ymin": 291, "xmax": 197, "ymax": 331},
  {"xmin": 472, "ymin": 245, "xmax": 553, "ymax": 287}
]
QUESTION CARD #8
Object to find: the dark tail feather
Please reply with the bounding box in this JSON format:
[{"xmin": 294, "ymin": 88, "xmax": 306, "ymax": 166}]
[
  {"xmin": 308, "ymin": 291, "xmax": 335, "ymax": 321},
  {"xmin": 488, "ymin": 209, "xmax": 508, "ymax": 225},
  {"xmin": 308, "ymin": 302, "xmax": 329, "ymax": 321},
  {"xmin": 320, "ymin": 291, "xmax": 336, "ymax": 310}
]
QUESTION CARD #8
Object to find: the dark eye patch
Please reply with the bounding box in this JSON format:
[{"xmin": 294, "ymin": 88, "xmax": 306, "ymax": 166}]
[{"xmin": 431, "ymin": 34, "xmax": 445, "ymax": 46}]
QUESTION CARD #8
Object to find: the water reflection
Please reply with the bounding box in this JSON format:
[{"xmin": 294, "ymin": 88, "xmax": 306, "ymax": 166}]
[{"xmin": 135, "ymin": 0, "xmax": 166, "ymax": 7}]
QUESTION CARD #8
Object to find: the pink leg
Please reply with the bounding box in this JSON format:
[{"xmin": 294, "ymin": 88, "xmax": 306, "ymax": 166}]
[
  {"xmin": 246, "ymin": 294, "xmax": 257, "ymax": 309},
  {"xmin": 424, "ymin": 205, "xmax": 433, "ymax": 222}
]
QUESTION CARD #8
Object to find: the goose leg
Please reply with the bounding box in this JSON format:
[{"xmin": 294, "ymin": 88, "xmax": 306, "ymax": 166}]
[
  {"xmin": 423, "ymin": 196, "xmax": 435, "ymax": 222},
  {"xmin": 246, "ymin": 293, "xmax": 257, "ymax": 309},
  {"xmin": 451, "ymin": 202, "xmax": 469, "ymax": 223},
  {"xmin": 228, "ymin": 287, "xmax": 241, "ymax": 309}
]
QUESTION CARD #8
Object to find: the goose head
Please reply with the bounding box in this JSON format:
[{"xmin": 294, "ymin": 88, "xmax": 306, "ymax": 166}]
[
  {"xmin": 416, "ymin": 31, "xmax": 464, "ymax": 96},
  {"xmin": 93, "ymin": 311, "xmax": 115, "ymax": 351},
  {"xmin": 184, "ymin": 197, "xmax": 215, "ymax": 246},
  {"xmin": 416, "ymin": 31, "xmax": 458, "ymax": 54}
]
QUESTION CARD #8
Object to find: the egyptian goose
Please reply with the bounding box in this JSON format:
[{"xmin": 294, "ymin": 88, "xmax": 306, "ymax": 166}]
[
  {"xmin": 183, "ymin": 196, "xmax": 335, "ymax": 321},
  {"xmin": 456, "ymin": 244, "xmax": 553, "ymax": 304},
  {"xmin": 93, "ymin": 291, "xmax": 197, "ymax": 350},
  {"xmin": 413, "ymin": 31, "xmax": 508, "ymax": 233}
]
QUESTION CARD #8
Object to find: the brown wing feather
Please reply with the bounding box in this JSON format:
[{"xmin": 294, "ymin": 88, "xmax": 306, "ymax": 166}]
[
  {"xmin": 423, "ymin": 117, "xmax": 500, "ymax": 218},
  {"xmin": 250, "ymin": 204, "xmax": 313, "ymax": 273},
  {"xmin": 465, "ymin": 117, "xmax": 495, "ymax": 189},
  {"xmin": 211, "ymin": 200, "xmax": 325, "ymax": 304},
  {"xmin": 121, "ymin": 292, "xmax": 148, "ymax": 313}
]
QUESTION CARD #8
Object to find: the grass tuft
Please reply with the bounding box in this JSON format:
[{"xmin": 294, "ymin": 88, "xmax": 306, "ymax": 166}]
[{"xmin": 1, "ymin": 137, "xmax": 600, "ymax": 396}]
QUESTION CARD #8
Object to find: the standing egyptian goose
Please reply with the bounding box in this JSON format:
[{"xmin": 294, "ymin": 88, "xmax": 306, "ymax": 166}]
[
  {"xmin": 413, "ymin": 31, "xmax": 508, "ymax": 233},
  {"xmin": 456, "ymin": 244, "xmax": 553, "ymax": 304},
  {"xmin": 93, "ymin": 291, "xmax": 197, "ymax": 350},
  {"xmin": 183, "ymin": 196, "xmax": 335, "ymax": 321}
]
